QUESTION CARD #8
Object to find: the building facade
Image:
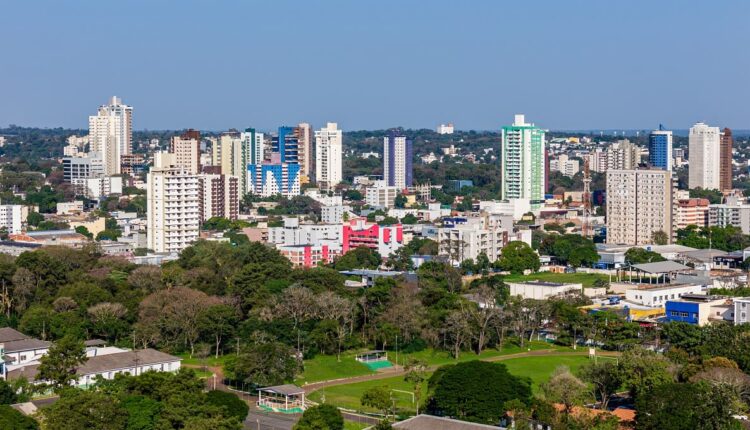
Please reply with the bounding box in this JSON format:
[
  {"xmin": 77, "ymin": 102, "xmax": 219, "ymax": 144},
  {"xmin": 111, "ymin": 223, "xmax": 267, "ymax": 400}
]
[
  {"xmin": 648, "ymin": 127, "xmax": 673, "ymax": 170},
  {"xmin": 0, "ymin": 205, "xmax": 29, "ymax": 234},
  {"xmin": 606, "ymin": 169, "xmax": 674, "ymax": 245},
  {"xmin": 500, "ymin": 114, "xmax": 545, "ymax": 209},
  {"xmin": 169, "ymin": 130, "xmax": 201, "ymax": 174},
  {"xmin": 688, "ymin": 122, "xmax": 721, "ymax": 190},
  {"xmin": 342, "ymin": 218, "xmax": 404, "ymax": 257},
  {"xmin": 708, "ymin": 197, "xmax": 750, "ymax": 235},
  {"xmin": 675, "ymin": 198, "xmax": 710, "ymax": 229},
  {"xmin": 88, "ymin": 96, "xmax": 132, "ymax": 176},
  {"xmin": 146, "ymin": 167, "xmax": 200, "ymax": 253},
  {"xmin": 198, "ymin": 174, "xmax": 239, "ymax": 222},
  {"xmin": 383, "ymin": 130, "xmax": 413, "ymax": 189},
  {"xmin": 247, "ymin": 163, "xmax": 301, "ymax": 197},
  {"xmin": 720, "ymin": 128, "xmax": 733, "ymax": 192},
  {"xmin": 607, "ymin": 139, "xmax": 640, "ymax": 170},
  {"xmin": 314, "ymin": 122, "xmax": 343, "ymax": 189}
]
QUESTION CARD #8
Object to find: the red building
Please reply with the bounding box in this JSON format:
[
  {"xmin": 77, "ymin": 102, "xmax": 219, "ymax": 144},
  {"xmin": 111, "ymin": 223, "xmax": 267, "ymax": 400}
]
[{"xmin": 342, "ymin": 218, "xmax": 403, "ymax": 257}]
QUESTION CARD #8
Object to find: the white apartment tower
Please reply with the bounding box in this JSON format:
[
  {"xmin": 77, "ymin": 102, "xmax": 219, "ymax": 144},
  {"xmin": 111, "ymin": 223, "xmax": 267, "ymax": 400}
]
[
  {"xmin": 147, "ymin": 167, "xmax": 200, "ymax": 253},
  {"xmin": 500, "ymin": 114, "xmax": 546, "ymax": 209},
  {"xmin": 688, "ymin": 122, "xmax": 721, "ymax": 190},
  {"xmin": 88, "ymin": 96, "xmax": 132, "ymax": 176},
  {"xmin": 606, "ymin": 169, "xmax": 675, "ymax": 245},
  {"xmin": 315, "ymin": 122, "xmax": 343, "ymax": 189}
]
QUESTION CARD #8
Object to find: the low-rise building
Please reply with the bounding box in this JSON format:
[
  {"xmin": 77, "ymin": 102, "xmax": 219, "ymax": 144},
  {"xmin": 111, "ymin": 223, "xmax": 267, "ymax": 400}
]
[
  {"xmin": 709, "ymin": 197, "xmax": 750, "ymax": 234},
  {"xmin": 675, "ymin": 198, "xmax": 709, "ymax": 229},
  {"xmin": 342, "ymin": 218, "xmax": 404, "ymax": 258},
  {"xmin": 624, "ymin": 284, "xmax": 704, "ymax": 308},
  {"xmin": 366, "ymin": 184, "xmax": 400, "ymax": 208},
  {"xmin": 9, "ymin": 230, "xmax": 89, "ymax": 247},
  {"xmin": 507, "ymin": 281, "xmax": 583, "ymax": 300},
  {"xmin": 665, "ymin": 294, "xmax": 732, "ymax": 326},
  {"xmin": 277, "ymin": 244, "xmax": 337, "ymax": 268}
]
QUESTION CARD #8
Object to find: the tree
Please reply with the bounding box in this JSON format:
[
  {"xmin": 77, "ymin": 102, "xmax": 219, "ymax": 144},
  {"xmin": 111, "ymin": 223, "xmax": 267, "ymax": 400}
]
[
  {"xmin": 27, "ymin": 211, "xmax": 44, "ymax": 227},
  {"xmin": 427, "ymin": 361, "xmax": 531, "ymax": 424},
  {"xmin": 403, "ymin": 358, "xmax": 428, "ymax": 414},
  {"xmin": 199, "ymin": 304, "xmax": 238, "ymax": 359},
  {"xmin": 652, "ymin": 230, "xmax": 669, "ymax": 245},
  {"xmin": 578, "ymin": 360, "xmax": 622, "ymax": 410},
  {"xmin": 0, "ymin": 405, "xmax": 38, "ymax": 430},
  {"xmin": 75, "ymin": 225, "xmax": 93, "ymax": 239},
  {"xmin": 636, "ymin": 382, "xmax": 742, "ymax": 430},
  {"xmin": 443, "ymin": 309, "xmax": 472, "ymax": 358},
  {"xmin": 315, "ymin": 291, "xmax": 356, "ymax": 361},
  {"xmin": 464, "ymin": 284, "xmax": 503, "ymax": 354},
  {"xmin": 496, "ymin": 241, "xmax": 540, "ymax": 274},
  {"xmin": 206, "ymin": 391, "xmax": 249, "ymax": 422},
  {"xmin": 333, "ymin": 246, "xmax": 381, "ymax": 270},
  {"xmin": 293, "ymin": 404, "xmax": 344, "ymax": 430},
  {"xmin": 37, "ymin": 336, "xmax": 87, "ymax": 390},
  {"xmin": 87, "ymin": 302, "xmax": 128, "ymax": 342},
  {"xmin": 624, "ymin": 247, "xmax": 666, "ymax": 265},
  {"xmin": 540, "ymin": 366, "xmax": 589, "ymax": 415},
  {"xmin": 41, "ymin": 389, "xmax": 128, "ymax": 430},
  {"xmin": 361, "ymin": 385, "xmax": 393, "ymax": 416},
  {"xmin": 394, "ymin": 194, "xmax": 407, "ymax": 209},
  {"xmin": 539, "ymin": 234, "xmax": 598, "ymax": 267},
  {"xmin": 224, "ymin": 341, "xmax": 298, "ymax": 386},
  {"xmin": 617, "ymin": 348, "xmax": 673, "ymax": 398},
  {"xmin": 0, "ymin": 379, "xmax": 17, "ymax": 405}
]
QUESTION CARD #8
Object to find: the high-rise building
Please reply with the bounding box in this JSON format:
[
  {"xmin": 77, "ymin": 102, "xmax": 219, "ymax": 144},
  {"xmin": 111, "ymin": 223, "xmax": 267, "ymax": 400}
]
[
  {"xmin": 607, "ymin": 139, "xmax": 640, "ymax": 170},
  {"xmin": 720, "ymin": 128, "xmax": 733, "ymax": 192},
  {"xmin": 88, "ymin": 96, "xmax": 132, "ymax": 176},
  {"xmin": 146, "ymin": 167, "xmax": 200, "ymax": 253},
  {"xmin": 648, "ymin": 126, "xmax": 673, "ymax": 171},
  {"xmin": 240, "ymin": 128, "xmax": 265, "ymax": 194},
  {"xmin": 0, "ymin": 205, "xmax": 30, "ymax": 234},
  {"xmin": 169, "ymin": 129, "xmax": 201, "ymax": 174},
  {"xmin": 500, "ymin": 114, "xmax": 545, "ymax": 209},
  {"xmin": 606, "ymin": 169, "xmax": 674, "ymax": 245},
  {"xmin": 709, "ymin": 197, "xmax": 750, "ymax": 235},
  {"xmin": 383, "ymin": 130, "xmax": 413, "ymax": 189},
  {"xmin": 688, "ymin": 122, "xmax": 721, "ymax": 190},
  {"xmin": 273, "ymin": 126, "xmax": 300, "ymax": 165},
  {"xmin": 314, "ymin": 122, "xmax": 343, "ymax": 189},
  {"xmin": 296, "ymin": 123, "xmax": 313, "ymax": 183},
  {"xmin": 198, "ymin": 174, "xmax": 239, "ymax": 222}
]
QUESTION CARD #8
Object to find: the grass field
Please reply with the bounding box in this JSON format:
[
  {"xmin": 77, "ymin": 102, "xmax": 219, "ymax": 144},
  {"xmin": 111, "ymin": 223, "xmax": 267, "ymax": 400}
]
[
  {"xmin": 296, "ymin": 340, "xmax": 567, "ymax": 385},
  {"xmin": 308, "ymin": 353, "xmax": 596, "ymax": 414},
  {"xmin": 502, "ymin": 272, "xmax": 610, "ymax": 288},
  {"xmin": 175, "ymin": 353, "xmax": 229, "ymax": 367},
  {"xmin": 296, "ymin": 351, "xmax": 375, "ymax": 385},
  {"xmin": 344, "ymin": 421, "xmax": 372, "ymax": 430}
]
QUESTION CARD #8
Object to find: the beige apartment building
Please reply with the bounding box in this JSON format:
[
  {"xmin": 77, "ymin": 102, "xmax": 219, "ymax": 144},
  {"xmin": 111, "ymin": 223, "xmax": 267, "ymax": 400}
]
[{"xmin": 606, "ymin": 169, "xmax": 674, "ymax": 245}]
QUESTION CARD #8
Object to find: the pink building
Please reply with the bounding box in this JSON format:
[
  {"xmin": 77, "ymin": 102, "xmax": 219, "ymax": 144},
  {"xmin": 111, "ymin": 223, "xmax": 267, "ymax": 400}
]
[
  {"xmin": 278, "ymin": 244, "xmax": 337, "ymax": 268},
  {"xmin": 342, "ymin": 218, "xmax": 404, "ymax": 258}
]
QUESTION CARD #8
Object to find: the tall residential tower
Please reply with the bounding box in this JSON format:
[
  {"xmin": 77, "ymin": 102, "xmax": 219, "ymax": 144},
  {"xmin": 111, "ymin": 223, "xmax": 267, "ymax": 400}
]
[
  {"xmin": 383, "ymin": 130, "xmax": 413, "ymax": 189},
  {"xmin": 88, "ymin": 96, "xmax": 132, "ymax": 175},
  {"xmin": 500, "ymin": 114, "xmax": 546, "ymax": 209},
  {"xmin": 688, "ymin": 122, "xmax": 721, "ymax": 190},
  {"xmin": 720, "ymin": 128, "xmax": 733, "ymax": 192},
  {"xmin": 315, "ymin": 122, "xmax": 343, "ymax": 190},
  {"xmin": 648, "ymin": 126, "xmax": 672, "ymax": 171}
]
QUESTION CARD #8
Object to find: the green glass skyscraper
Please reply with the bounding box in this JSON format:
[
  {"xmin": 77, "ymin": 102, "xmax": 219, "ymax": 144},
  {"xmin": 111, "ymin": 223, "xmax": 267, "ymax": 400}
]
[{"xmin": 500, "ymin": 114, "xmax": 546, "ymax": 210}]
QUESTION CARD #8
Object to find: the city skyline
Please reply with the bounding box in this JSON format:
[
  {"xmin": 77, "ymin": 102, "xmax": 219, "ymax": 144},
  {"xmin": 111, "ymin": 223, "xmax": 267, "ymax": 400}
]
[{"xmin": 2, "ymin": 1, "xmax": 749, "ymax": 131}]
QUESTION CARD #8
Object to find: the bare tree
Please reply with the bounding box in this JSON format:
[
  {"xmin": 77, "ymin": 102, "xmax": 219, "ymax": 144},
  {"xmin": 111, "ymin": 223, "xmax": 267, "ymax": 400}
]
[
  {"xmin": 271, "ymin": 285, "xmax": 317, "ymax": 354},
  {"xmin": 443, "ymin": 309, "xmax": 472, "ymax": 359},
  {"xmin": 11, "ymin": 268, "xmax": 35, "ymax": 313},
  {"xmin": 316, "ymin": 291, "xmax": 357, "ymax": 361},
  {"xmin": 52, "ymin": 297, "xmax": 78, "ymax": 313},
  {"xmin": 464, "ymin": 285, "xmax": 503, "ymax": 354}
]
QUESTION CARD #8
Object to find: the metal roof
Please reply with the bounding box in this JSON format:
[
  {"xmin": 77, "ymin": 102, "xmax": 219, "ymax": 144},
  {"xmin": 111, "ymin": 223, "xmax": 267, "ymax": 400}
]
[
  {"xmin": 631, "ymin": 261, "xmax": 691, "ymax": 273},
  {"xmin": 393, "ymin": 415, "xmax": 506, "ymax": 430},
  {"xmin": 258, "ymin": 384, "xmax": 305, "ymax": 396}
]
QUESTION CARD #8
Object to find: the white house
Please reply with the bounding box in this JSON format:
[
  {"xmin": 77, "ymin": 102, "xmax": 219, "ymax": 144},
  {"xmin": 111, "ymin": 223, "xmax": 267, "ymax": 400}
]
[
  {"xmin": 625, "ymin": 284, "xmax": 704, "ymax": 308},
  {"xmin": 507, "ymin": 281, "xmax": 583, "ymax": 300}
]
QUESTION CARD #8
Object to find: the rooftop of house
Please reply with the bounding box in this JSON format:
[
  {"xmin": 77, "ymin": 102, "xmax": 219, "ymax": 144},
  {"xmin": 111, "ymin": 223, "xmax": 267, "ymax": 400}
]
[{"xmin": 392, "ymin": 415, "xmax": 505, "ymax": 430}]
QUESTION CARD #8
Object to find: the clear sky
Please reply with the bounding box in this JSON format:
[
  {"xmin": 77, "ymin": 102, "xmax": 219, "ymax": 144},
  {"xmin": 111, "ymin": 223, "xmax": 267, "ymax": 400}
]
[{"xmin": 1, "ymin": 0, "xmax": 749, "ymax": 131}]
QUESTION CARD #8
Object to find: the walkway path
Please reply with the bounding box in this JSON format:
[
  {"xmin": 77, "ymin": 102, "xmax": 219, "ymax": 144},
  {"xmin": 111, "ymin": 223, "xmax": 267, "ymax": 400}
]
[{"xmin": 303, "ymin": 348, "xmax": 620, "ymax": 394}]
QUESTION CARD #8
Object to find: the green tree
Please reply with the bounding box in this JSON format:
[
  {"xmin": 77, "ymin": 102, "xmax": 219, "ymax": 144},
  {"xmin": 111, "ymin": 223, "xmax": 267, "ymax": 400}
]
[
  {"xmin": 224, "ymin": 342, "xmax": 298, "ymax": 386},
  {"xmin": 0, "ymin": 405, "xmax": 38, "ymax": 430},
  {"xmin": 539, "ymin": 234, "xmax": 598, "ymax": 267},
  {"xmin": 636, "ymin": 382, "xmax": 742, "ymax": 430},
  {"xmin": 652, "ymin": 230, "xmax": 669, "ymax": 245},
  {"xmin": 427, "ymin": 361, "xmax": 531, "ymax": 424},
  {"xmin": 41, "ymin": 389, "xmax": 128, "ymax": 430},
  {"xmin": 403, "ymin": 358, "xmax": 428, "ymax": 414},
  {"xmin": 27, "ymin": 211, "xmax": 44, "ymax": 227},
  {"xmin": 199, "ymin": 304, "xmax": 238, "ymax": 358},
  {"xmin": 624, "ymin": 247, "xmax": 666, "ymax": 265},
  {"xmin": 37, "ymin": 336, "xmax": 87, "ymax": 390},
  {"xmin": 333, "ymin": 246, "xmax": 381, "ymax": 270},
  {"xmin": 121, "ymin": 395, "xmax": 161, "ymax": 430},
  {"xmin": 293, "ymin": 404, "xmax": 344, "ymax": 430},
  {"xmin": 394, "ymin": 194, "xmax": 407, "ymax": 208},
  {"xmin": 206, "ymin": 391, "xmax": 249, "ymax": 422},
  {"xmin": 360, "ymin": 385, "xmax": 393, "ymax": 416},
  {"xmin": 74, "ymin": 225, "xmax": 93, "ymax": 239},
  {"xmin": 0, "ymin": 379, "xmax": 18, "ymax": 405},
  {"xmin": 578, "ymin": 360, "xmax": 622, "ymax": 410},
  {"xmin": 618, "ymin": 348, "xmax": 673, "ymax": 398},
  {"xmin": 540, "ymin": 366, "xmax": 589, "ymax": 415},
  {"xmin": 496, "ymin": 241, "xmax": 540, "ymax": 274}
]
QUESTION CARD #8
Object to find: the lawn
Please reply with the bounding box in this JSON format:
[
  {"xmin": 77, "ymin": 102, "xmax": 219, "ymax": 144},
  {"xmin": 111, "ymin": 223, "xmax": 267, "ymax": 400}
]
[
  {"xmin": 295, "ymin": 351, "xmax": 375, "ymax": 385},
  {"xmin": 175, "ymin": 353, "xmax": 229, "ymax": 367},
  {"xmin": 308, "ymin": 353, "xmax": 595, "ymax": 415},
  {"xmin": 344, "ymin": 421, "xmax": 371, "ymax": 430},
  {"xmin": 296, "ymin": 341, "xmax": 566, "ymax": 385},
  {"xmin": 502, "ymin": 272, "xmax": 610, "ymax": 288}
]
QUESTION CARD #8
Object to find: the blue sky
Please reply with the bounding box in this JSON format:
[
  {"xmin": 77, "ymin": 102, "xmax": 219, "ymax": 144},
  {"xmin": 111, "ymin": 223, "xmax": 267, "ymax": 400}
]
[{"xmin": 1, "ymin": 0, "xmax": 748, "ymax": 131}]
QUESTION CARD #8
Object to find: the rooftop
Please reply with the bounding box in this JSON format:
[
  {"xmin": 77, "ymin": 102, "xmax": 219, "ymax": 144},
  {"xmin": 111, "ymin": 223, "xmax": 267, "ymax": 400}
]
[
  {"xmin": 0, "ymin": 327, "xmax": 29, "ymax": 344},
  {"xmin": 631, "ymin": 261, "xmax": 691, "ymax": 274},
  {"xmin": 258, "ymin": 384, "xmax": 305, "ymax": 396},
  {"xmin": 3, "ymin": 338, "xmax": 50, "ymax": 353},
  {"xmin": 393, "ymin": 415, "xmax": 505, "ymax": 430}
]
